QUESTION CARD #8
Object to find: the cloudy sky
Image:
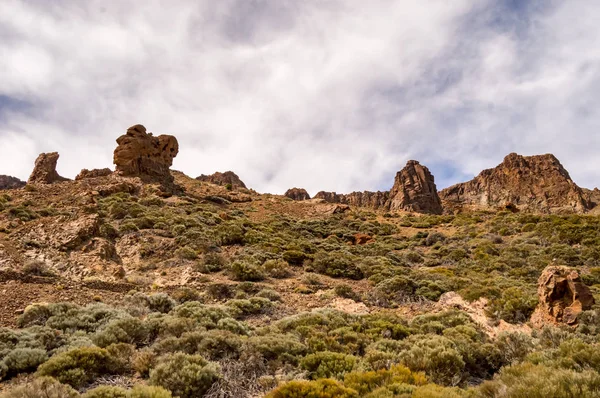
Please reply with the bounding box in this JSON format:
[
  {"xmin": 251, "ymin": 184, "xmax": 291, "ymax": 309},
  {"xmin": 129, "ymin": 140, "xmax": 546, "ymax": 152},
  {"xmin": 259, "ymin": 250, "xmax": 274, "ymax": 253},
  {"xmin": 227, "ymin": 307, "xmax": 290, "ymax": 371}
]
[{"xmin": 1, "ymin": 0, "xmax": 599, "ymax": 194}]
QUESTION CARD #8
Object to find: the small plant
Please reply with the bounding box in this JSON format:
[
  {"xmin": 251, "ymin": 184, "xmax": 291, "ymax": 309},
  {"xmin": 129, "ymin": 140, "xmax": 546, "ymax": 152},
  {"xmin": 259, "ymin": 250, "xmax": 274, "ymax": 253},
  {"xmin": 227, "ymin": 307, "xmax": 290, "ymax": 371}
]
[
  {"xmin": 229, "ymin": 261, "xmax": 265, "ymax": 282},
  {"xmin": 149, "ymin": 353, "xmax": 221, "ymax": 398}
]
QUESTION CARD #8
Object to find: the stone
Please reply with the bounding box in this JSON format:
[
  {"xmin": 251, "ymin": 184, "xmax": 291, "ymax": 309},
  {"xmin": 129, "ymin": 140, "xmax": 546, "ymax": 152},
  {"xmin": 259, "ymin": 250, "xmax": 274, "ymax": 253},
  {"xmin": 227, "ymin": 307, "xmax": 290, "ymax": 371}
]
[
  {"xmin": 196, "ymin": 171, "xmax": 246, "ymax": 189},
  {"xmin": 531, "ymin": 265, "xmax": 595, "ymax": 326},
  {"xmin": 387, "ymin": 160, "xmax": 443, "ymax": 214},
  {"xmin": 314, "ymin": 191, "xmax": 390, "ymax": 209},
  {"xmin": 113, "ymin": 124, "xmax": 179, "ymax": 181},
  {"xmin": 284, "ymin": 188, "xmax": 311, "ymax": 201},
  {"xmin": 0, "ymin": 175, "xmax": 25, "ymax": 190},
  {"xmin": 28, "ymin": 152, "xmax": 69, "ymax": 184},
  {"xmin": 76, "ymin": 168, "xmax": 113, "ymax": 180},
  {"xmin": 440, "ymin": 153, "xmax": 590, "ymax": 213}
]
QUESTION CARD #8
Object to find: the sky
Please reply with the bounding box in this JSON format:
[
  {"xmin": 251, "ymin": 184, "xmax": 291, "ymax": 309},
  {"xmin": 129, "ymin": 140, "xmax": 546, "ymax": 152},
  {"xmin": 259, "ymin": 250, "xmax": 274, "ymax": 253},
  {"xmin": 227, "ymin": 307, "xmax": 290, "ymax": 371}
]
[{"xmin": 1, "ymin": 0, "xmax": 599, "ymax": 195}]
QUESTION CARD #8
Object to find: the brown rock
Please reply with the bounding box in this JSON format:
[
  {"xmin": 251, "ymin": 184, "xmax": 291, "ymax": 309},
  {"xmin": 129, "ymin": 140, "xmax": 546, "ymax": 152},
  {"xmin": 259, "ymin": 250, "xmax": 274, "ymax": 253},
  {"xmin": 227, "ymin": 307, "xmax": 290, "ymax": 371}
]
[
  {"xmin": 353, "ymin": 233, "xmax": 373, "ymax": 245},
  {"xmin": 284, "ymin": 188, "xmax": 311, "ymax": 201},
  {"xmin": 0, "ymin": 175, "xmax": 25, "ymax": 190},
  {"xmin": 76, "ymin": 168, "xmax": 113, "ymax": 180},
  {"xmin": 196, "ymin": 171, "xmax": 246, "ymax": 189},
  {"xmin": 28, "ymin": 152, "xmax": 69, "ymax": 184},
  {"xmin": 440, "ymin": 153, "xmax": 590, "ymax": 213},
  {"xmin": 387, "ymin": 160, "xmax": 443, "ymax": 214},
  {"xmin": 531, "ymin": 265, "xmax": 595, "ymax": 326},
  {"xmin": 113, "ymin": 124, "xmax": 179, "ymax": 181},
  {"xmin": 314, "ymin": 191, "xmax": 390, "ymax": 209}
]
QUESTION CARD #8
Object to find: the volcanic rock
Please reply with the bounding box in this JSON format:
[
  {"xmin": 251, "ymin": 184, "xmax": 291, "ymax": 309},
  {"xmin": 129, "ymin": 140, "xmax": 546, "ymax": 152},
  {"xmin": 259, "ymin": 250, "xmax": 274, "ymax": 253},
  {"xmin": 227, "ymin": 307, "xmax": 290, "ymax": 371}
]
[
  {"xmin": 76, "ymin": 168, "xmax": 113, "ymax": 180},
  {"xmin": 440, "ymin": 153, "xmax": 590, "ymax": 213},
  {"xmin": 531, "ymin": 265, "xmax": 595, "ymax": 326},
  {"xmin": 113, "ymin": 124, "xmax": 179, "ymax": 181},
  {"xmin": 28, "ymin": 152, "xmax": 69, "ymax": 184},
  {"xmin": 314, "ymin": 191, "xmax": 389, "ymax": 209},
  {"xmin": 0, "ymin": 175, "xmax": 25, "ymax": 190},
  {"xmin": 387, "ymin": 160, "xmax": 443, "ymax": 214},
  {"xmin": 196, "ymin": 171, "xmax": 246, "ymax": 189},
  {"xmin": 284, "ymin": 188, "xmax": 311, "ymax": 201}
]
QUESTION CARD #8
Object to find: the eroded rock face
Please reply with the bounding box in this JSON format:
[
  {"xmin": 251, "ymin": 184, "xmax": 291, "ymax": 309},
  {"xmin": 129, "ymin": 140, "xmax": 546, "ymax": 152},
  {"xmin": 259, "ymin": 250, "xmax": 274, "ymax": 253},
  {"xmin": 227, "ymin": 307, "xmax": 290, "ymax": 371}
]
[
  {"xmin": 314, "ymin": 161, "xmax": 441, "ymax": 214},
  {"xmin": 196, "ymin": 171, "xmax": 246, "ymax": 189},
  {"xmin": 28, "ymin": 152, "xmax": 69, "ymax": 184},
  {"xmin": 387, "ymin": 160, "xmax": 442, "ymax": 214},
  {"xmin": 76, "ymin": 168, "xmax": 113, "ymax": 180},
  {"xmin": 284, "ymin": 188, "xmax": 311, "ymax": 201},
  {"xmin": 0, "ymin": 176, "xmax": 25, "ymax": 190},
  {"xmin": 531, "ymin": 266, "xmax": 595, "ymax": 326},
  {"xmin": 113, "ymin": 124, "xmax": 179, "ymax": 180},
  {"xmin": 440, "ymin": 153, "xmax": 590, "ymax": 213}
]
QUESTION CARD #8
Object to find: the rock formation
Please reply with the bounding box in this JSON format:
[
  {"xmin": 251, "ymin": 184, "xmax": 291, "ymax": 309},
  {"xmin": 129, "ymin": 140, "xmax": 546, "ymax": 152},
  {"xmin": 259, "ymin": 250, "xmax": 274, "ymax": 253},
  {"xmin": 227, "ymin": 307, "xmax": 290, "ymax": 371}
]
[
  {"xmin": 531, "ymin": 266, "xmax": 595, "ymax": 326},
  {"xmin": 76, "ymin": 168, "xmax": 113, "ymax": 180},
  {"xmin": 28, "ymin": 152, "xmax": 69, "ymax": 184},
  {"xmin": 113, "ymin": 124, "xmax": 178, "ymax": 181},
  {"xmin": 440, "ymin": 153, "xmax": 590, "ymax": 213},
  {"xmin": 196, "ymin": 171, "xmax": 246, "ymax": 189},
  {"xmin": 285, "ymin": 188, "xmax": 311, "ymax": 201},
  {"xmin": 0, "ymin": 175, "xmax": 25, "ymax": 190},
  {"xmin": 388, "ymin": 160, "xmax": 443, "ymax": 214},
  {"xmin": 315, "ymin": 160, "xmax": 442, "ymax": 214}
]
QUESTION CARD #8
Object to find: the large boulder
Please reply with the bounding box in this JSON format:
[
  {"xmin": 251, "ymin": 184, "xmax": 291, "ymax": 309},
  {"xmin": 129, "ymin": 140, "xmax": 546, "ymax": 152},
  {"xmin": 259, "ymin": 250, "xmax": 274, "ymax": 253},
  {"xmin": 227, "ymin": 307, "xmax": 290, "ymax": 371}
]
[
  {"xmin": 196, "ymin": 171, "xmax": 246, "ymax": 189},
  {"xmin": 284, "ymin": 188, "xmax": 311, "ymax": 201},
  {"xmin": 28, "ymin": 152, "xmax": 69, "ymax": 184},
  {"xmin": 531, "ymin": 266, "xmax": 595, "ymax": 326},
  {"xmin": 440, "ymin": 153, "xmax": 590, "ymax": 213},
  {"xmin": 0, "ymin": 175, "xmax": 25, "ymax": 190},
  {"xmin": 387, "ymin": 160, "xmax": 443, "ymax": 214},
  {"xmin": 113, "ymin": 124, "xmax": 179, "ymax": 181},
  {"xmin": 76, "ymin": 168, "xmax": 112, "ymax": 180}
]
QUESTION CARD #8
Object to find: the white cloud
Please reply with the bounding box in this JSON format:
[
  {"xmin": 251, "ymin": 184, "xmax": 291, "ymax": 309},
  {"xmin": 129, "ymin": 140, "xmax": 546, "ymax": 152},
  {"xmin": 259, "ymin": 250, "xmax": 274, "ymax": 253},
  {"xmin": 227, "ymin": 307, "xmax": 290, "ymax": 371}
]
[{"xmin": 0, "ymin": 0, "xmax": 599, "ymax": 193}]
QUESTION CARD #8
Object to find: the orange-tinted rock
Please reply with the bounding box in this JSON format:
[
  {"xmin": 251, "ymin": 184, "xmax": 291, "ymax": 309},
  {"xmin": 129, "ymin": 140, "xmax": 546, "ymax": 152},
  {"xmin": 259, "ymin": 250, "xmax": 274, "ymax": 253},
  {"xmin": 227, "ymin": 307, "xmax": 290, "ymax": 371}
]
[
  {"xmin": 0, "ymin": 175, "xmax": 25, "ymax": 190},
  {"xmin": 196, "ymin": 171, "xmax": 246, "ymax": 189},
  {"xmin": 113, "ymin": 124, "xmax": 178, "ymax": 180},
  {"xmin": 284, "ymin": 188, "xmax": 311, "ymax": 201},
  {"xmin": 387, "ymin": 160, "xmax": 442, "ymax": 214},
  {"xmin": 28, "ymin": 152, "xmax": 69, "ymax": 184},
  {"xmin": 531, "ymin": 266, "xmax": 595, "ymax": 326},
  {"xmin": 76, "ymin": 168, "xmax": 112, "ymax": 180},
  {"xmin": 314, "ymin": 191, "xmax": 390, "ymax": 208},
  {"xmin": 440, "ymin": 153, "xmax": 590, "ymax": 213},
  {"xmin": 353, "ymin": 233, "xmax": 373, "ymax": 245}
]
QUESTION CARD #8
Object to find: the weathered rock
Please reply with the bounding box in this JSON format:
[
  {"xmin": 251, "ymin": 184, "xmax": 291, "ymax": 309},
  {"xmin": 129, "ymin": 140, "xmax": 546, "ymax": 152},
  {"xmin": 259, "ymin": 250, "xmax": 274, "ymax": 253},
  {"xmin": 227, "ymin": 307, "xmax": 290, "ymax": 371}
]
[
  {"xmin": 314, "ymin": 191, "xmax": 390, "ymax": 209},
  {"xmin": 196, "ymin": 171, "xmax": 247, "ymax": 189},
  {"xmin": 531, "ymin": 266, "xmax": 595, "ymax": 326},
  {"xmin": 284, "ymin": 188, "xmax": 311, "ymax": 201},
  {"xmin": 0, "ymin": 175, "xmax": 25, "ymax": 190},
  {"xmin": 76, "ymin": 168, "xmax": 113, "ymax": 180},
  {"xmin": 387, "ymin": 160, "xmax": 443, "ymax": 214},
  {"xmin": 113, "ymin": 124, "xmax": 178, "ymax": 181},
  {"xmin": 440, "ymin": 153, "xmax": 590, "ymax": 213},
  {"xmin": 28, "ymin": 152, "xmax": 69, "ymax": 184}
]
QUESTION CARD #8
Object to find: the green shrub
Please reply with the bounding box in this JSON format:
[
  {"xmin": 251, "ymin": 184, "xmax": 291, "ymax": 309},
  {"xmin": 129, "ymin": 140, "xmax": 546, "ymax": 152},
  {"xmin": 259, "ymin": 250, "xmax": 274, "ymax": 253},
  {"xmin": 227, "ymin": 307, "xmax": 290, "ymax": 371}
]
[
  {"xmin": 487, "ymin": 287, "xmax": 537, "ymax": 323},
  {"xmin": 312, "ymin": 251, "xmax": 364, "ymax": 280},
  {"xmin": 334, "ymin": 284, "xmax": 360, "ymax": 301},
  {"xmin": 37, "ymin": 347, "xmax": 119, "ymax": 388},
  {"xmin": 22, "ymin": 260, "xmax": 55, "ymax": 277},
  {"xmin": 206, "ymin": 283, "xmax": 235, "ymax": 300},
  {"xmin": 93, "ymin": 317, "xmax": 149, "ymax": 347},
  {"xmin": 195, "ymin": 253, "xmax": 226, "ymax": 273},
  {"xmin": 344, "ymin": 365, "xmax": 427, "ymax": 395},
  {"xmin": 226, "ymin": 297, "xmax": 273, "ymax": 317},
  {"xmin": 0, "ymin": 376, "xmax": 79, "ymax": 398},
  {"xmin": 282, "ymin": 250, "xmax": 307, "ymax": 266},
  {"xmin": 81, "ymin": 386, "xmax": 127, "ymax": 398},
  {"xmin": 266, "ymin": 379, "xmax": 358, "ymax": 398},
  {"xmin": 301, "ymin": 351, "xmax": 358, "ymax": 380},
  {"xmin": 149, "ymin": 353, "xmax": 220, "ymax": 398},
  {"xmin": 175, "ymin": 246, "xmax": 198, "ymax": 260},
  {"xmin": 256, "ymin": 288, "xmax": 282, "ymax": 302},
  {"xmin": 229, "ymin": 261, "xmax": 265, "ymax": 281},
  {"xmin": 2, "ymin": 348, "xmax": 48, "ymax": 377},
  {"xmin": 263, "ymin": 259, "xmax": 292, "ymax": 278},
  {"xmin": 127, "ymin": 386, "xmax": 172, "ymax": 398}
]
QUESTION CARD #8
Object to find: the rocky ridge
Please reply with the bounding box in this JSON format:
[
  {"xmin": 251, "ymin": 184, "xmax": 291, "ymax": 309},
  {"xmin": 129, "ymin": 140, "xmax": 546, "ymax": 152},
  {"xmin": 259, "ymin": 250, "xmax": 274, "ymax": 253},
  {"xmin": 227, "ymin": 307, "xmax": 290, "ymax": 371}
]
[
  {"xmin": 0, "ymin": 176, "xmax": 25, "ymax": 190},
  {"xmin": 196, "ymin": 171, "xmax": 246, "ymax": 189},
  {"xmin": 284, "ymin": 188, "xmax": 311, "ymax": 201}
]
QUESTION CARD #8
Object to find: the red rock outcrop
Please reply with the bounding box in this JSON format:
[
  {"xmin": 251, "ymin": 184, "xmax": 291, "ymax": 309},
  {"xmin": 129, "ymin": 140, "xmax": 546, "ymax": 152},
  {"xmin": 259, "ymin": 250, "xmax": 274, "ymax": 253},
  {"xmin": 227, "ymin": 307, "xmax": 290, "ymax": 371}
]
[
  {"xmin": 387, "ymin": 160, "xmax": 442, "ymax": 214},
  {"xmin": 284, "ymin": 188, "xmax": 311, "ymax": 201},
  {"xmin": 196, "ymin": 171, "xmax": 246, "ymax": 189},
  {"xmin": 531, "ymin": 266, "xmax": 595, "ymax": 326},
  {"xmin": 76, "ymin": 168, "xmax": 113, "ymax": 180},
  {"xmin": 0, "ymin": 175, "xmax": 25, "ymax": 190},
  {"xmin": 113, "ymin": 125, "xmax": 178, "ymax": 181},
  {"xmin": 314, "ymin": 160, "xmax": 441, "ymax": 214},
  {"xmin": 440, "ymin": 153, "xmax": 590, "ymax": 213},
  {"xmin": 28, "ymin": 152, "xmax": 69, "ymax": 184}
]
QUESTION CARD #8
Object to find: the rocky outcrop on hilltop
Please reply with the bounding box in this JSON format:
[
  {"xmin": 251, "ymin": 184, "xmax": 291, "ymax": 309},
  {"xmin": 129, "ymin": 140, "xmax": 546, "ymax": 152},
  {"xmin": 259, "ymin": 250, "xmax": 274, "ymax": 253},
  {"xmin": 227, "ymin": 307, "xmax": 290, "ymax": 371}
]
[
  {"xmin": 28, "ymin": 152, "xmax": 69, "ymax": 184},
  {"xmin": 440, "ymin": 153, "xmax": 590, "ymax": 213},
  {"xmin": 314, "ymin": 160, "xmax": 442, "ymax": 214},
  {"xmin": 531, "ymin": 266, "xmax": 594, "ymax": 326},
  {"xmin": 196, "ymin": 171, "xmax": 246, "ymax": 189},
  {"xmin": 76, "ymin": 168, "xmax": 113, "ymax": 180},
  {"xmin": 113, "ymin": 124, "xmax": 179, "ymax": 182},
  {"xmin": 388, "ymin": 160, "xmax": 442, "ymax": 214},
  {"xmin": 0, "ymin": 175, "xmax": 25, "ymax": 190},
  {"xmin": 284, "ymin": 188, "xmax": 311, "ymax": 201}
]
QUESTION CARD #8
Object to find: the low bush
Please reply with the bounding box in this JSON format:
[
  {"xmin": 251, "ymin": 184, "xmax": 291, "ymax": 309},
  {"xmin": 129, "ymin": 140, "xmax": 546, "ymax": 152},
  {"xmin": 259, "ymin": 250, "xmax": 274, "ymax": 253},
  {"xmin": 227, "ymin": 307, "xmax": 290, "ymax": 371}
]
[
  {"xmin": 229, "ymin": 261, "xmax": 265, "ymax": 282},
  {"xmin": 266, "ymin": 379, "xmax": 358, "ymax": 398},
  {"xmin": 0, "ymin": 376, "xmax": 79, "ymax": 398},
  {"xmin": 301, "ymin": 351, "xmax": 358, "ymax": 380},
  {"xmin": 149, "ymin": 353, "xmax": 220, "ymax": 398}
]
